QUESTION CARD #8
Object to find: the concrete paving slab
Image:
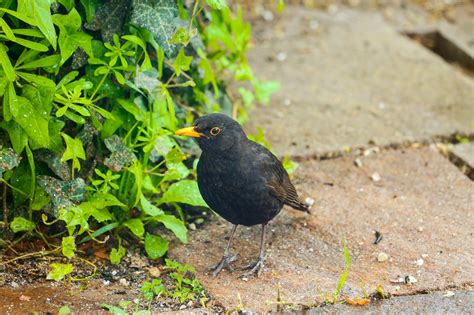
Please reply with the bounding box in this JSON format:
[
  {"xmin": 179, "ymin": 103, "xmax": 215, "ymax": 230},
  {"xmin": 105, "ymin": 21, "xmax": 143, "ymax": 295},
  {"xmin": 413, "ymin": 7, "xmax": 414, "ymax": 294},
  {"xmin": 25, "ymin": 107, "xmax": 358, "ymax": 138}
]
[
  {"xmin": 245, "ymin": 7, "xmax": 474, "ymax": 157},
  {"xmin": 308, "ymin": 290, "xmax": 474, "ymax": 314},
  {"xmin": 451, "ymin": 142, "xmax": 474, "ymax": 169},
  {"xmin": 170, "ymin": 147, "xmax": 474, "ymax": 312}
]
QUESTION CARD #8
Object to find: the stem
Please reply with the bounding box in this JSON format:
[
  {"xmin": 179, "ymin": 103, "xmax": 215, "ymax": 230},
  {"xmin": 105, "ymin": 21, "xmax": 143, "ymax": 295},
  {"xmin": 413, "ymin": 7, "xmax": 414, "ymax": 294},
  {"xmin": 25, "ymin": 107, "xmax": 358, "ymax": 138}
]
[
  {"xmin": 3, "ymin": 182, "xmax": 8, "ymax": 233},
  {"xmin": 188, "ymin": 0, "xmax": 201, "ymax": 34},
  {"xmin": 0, "ymin": 179, "xmax": 27, "ymax": 196},
  {"xmin": 90, "ymin": 72, "xmax": 109, "ymax": 101},
  {"xmin": 0, "ymin": 247, "xmax": 61, "ymax": 266}
]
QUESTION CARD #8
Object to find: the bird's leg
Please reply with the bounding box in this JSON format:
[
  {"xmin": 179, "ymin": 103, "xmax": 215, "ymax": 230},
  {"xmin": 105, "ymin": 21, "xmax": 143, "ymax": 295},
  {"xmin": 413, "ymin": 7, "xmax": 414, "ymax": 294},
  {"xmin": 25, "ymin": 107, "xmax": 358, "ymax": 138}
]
[
  {"xmin": 241, "ymin": 224, "xmax": 267, "ymax": 277},
  {"xmin": 210, "ymin": 224, "xmax": 239, "ymax": 277}
]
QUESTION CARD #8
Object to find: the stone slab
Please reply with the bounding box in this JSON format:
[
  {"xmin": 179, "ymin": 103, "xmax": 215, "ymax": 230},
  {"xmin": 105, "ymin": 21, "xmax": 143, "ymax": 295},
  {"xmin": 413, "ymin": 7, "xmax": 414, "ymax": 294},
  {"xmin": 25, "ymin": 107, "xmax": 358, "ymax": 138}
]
[
  {"xmin": 308, "ymin": 290, "xmax": 474, "ymax": 314},
  {"xmin": 245, "ymin": 6, "xmax": 474, "ymax": 157},
  {"xmin": 451, "ymin": 142, "xmax": 474, "ymax": 169},
  {"xmin": 170, "ymin": 148, "xmax": 474, "ymax": 312}
]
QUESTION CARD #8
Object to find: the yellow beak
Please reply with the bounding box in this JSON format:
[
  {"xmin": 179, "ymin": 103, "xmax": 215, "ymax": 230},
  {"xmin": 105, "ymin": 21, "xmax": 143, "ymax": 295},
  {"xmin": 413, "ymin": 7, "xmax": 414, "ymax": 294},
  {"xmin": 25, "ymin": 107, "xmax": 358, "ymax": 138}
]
[{"xmin": 175, "ymin": 126, "xmax": 203, "ymax": 138}]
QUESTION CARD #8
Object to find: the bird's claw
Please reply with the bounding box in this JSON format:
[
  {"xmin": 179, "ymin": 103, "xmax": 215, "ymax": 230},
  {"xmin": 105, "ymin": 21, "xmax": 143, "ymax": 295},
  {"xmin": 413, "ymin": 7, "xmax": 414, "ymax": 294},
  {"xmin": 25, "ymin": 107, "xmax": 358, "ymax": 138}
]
[
  {"xmin": 210, "ymin": 254, "xmax": 238, "ymax": 277},
  {"xmin": 240, "ymin": 257, "xmax": 265, "ymax": 278}
]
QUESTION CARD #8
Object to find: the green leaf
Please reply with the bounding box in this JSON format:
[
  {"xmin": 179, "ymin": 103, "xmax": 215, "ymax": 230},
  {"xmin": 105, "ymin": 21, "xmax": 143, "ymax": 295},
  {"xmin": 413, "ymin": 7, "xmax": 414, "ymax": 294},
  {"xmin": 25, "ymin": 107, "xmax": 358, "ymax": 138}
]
[
  {"xmin": 130, "ymin": 0, "xmax": 179, "ymax": 57},
  {"xmin": 0, "ymin": 43, "xmax": 15, "ymax": 82},
  {"xmin": 123, "ymin": 218, "xmax": 145, "ymax": 238},
  {"xmin": 140, "ymin": 194, "xmax": 164, "ymax": 216},
  {"xmin": 61, "ymin": 133, "xmax": 86, "ymax": 173},
  {"xmin": 18, "ymin": 0, "xmax": 57, "ymax": 49},
  {"xmin": 16, "ymin": 54, "xmax": 61, "ymax": 70},
  {"xmin": 0, "ymin": 17, "xmax": 16, "ymax": 41},
  {"xmin": 79, "ymin": 0, "xmax": 98, "ymax": 23},
  {"xmin": 282, "ymin": 156, "xmax": 298, "ymax": 174},
  {"xmin": 10, "ymin": 216, "xmax": 35, "ymax": 233},
  {"xmin": 58, "ymin": 0, "xmax": 74, "ymax": 11},
  {"xmin": 169, "ymin": 27, "xmax": 190, "ymax": 45},
  {"xmin": 53, "ymin": 9, "xmax": 92, "ymax": 64},
  {"xmin": 253, "ymin": 79, "xmax": 280, "ymax": 105},
  {"xmin": 58, "ymin": 306, "xmax": 71, "ymax": 315},
  {"xmin": 206, "ymin": 0, "xmax": 227, "ymax": 10},
  {"xmin": 13, "ymin": 96, "xmax": 50, "ymax": 148},
  {"xmin": 154, "ymin": 214, "xmax": 187, "ymax": 243},
  {"xmin": 172, "ymin": 48, "xmax": 192, "ymax": 76},
  {"xmin": 47, "ymin": 263, "xmax": 74, "ymax": 281},
  {"xmin": 144, "ymin": 233, "xmax": 169, "ymax": 259},
  {"xmin": 109, "ymin": 245, "xmax": 126, "ymax": 265},
  {"xmin": 62, "ymin": 236, "xmax": 76, "ymax": 258},
  {"xmin": 159, "ymin": 179, "xmax": 207, "ymax": 207}
]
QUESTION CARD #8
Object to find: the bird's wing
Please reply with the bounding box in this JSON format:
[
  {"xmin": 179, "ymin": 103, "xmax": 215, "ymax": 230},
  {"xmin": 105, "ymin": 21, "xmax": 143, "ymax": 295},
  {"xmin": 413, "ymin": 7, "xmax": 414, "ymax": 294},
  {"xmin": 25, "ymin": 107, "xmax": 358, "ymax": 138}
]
[{"xmin": 253, "ymin": 142, "xmax": 309, "ymax": 212}]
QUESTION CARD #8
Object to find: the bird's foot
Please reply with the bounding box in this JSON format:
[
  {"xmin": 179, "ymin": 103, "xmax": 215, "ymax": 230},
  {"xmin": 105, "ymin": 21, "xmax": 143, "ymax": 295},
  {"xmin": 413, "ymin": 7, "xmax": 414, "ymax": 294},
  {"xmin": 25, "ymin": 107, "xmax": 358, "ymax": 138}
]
[
  {"xmin": 240, "ymin": 257, "xmax": 265, "ymax": 278},
  {"xmin": 210, "ymin": 254, "xmax": 238, "ymax": 277}
]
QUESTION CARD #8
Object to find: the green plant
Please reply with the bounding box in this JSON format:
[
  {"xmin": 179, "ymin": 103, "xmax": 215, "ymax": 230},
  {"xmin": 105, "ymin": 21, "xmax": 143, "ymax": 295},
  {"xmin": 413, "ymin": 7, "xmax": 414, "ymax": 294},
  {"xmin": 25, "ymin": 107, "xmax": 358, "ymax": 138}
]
[
  {"xmin": 332, "ymin": 241, "xmax": 351, "ymax": 303},
  {"xmin": 165, "ymin": 258, "xmax": 206, "ymax": 303},
  {"xmin": 0, "ymin": 0, "xmax": 278, "ymax": 277}
]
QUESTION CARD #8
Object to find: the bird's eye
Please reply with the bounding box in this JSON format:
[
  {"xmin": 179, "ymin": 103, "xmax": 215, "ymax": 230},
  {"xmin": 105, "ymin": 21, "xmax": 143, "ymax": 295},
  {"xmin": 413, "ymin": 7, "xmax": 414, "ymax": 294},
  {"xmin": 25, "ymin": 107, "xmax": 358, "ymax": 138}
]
[{"xmin": 210, "ymin": 127, "xmax": 221, "ymax": 136}]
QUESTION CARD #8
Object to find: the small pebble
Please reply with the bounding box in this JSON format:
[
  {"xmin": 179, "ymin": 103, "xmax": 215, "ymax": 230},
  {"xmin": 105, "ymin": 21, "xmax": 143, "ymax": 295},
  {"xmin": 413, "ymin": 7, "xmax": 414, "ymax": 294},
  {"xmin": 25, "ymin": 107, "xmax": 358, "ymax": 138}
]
[
  {"xmin": 133, "ymin": 298, "xmax": 140, "ymax": 304},
  {"xmin": 305, "ymin": 197, "xmax": 315, "ymax": 208},
  {"xmin": 444, "ymin": 291, "xmax": 455, "ymax": 297},
  {"xmin": 421, "ymin": 254, "xmax": 429, "ymax": 258},
  {"xmin": 276, "ymin": 52, "xmax": 287, "ymax": 61},
  {"xmin": 111, "ymin": 270, "xmax": 118, "ymax": 276},
  {"xmin": 354, "ymin": 158, "xmax": 363, "ymax": 167},
  {"xmin": 283, "ymin": 99, "xmax": 291, "ymax": 106},
  {"xmin": 103, "ymin": 280, "xmax": 110, "ymax": 286},
  {"xmin": 241, "ymin": 277, "xmax": 249, "ymax": 282},
  {"xmin": 415, "ymin": 258, "xmax": 424, "ymax": 266},
  {"xmin": 377, "ymin": 252, "xmax": 389, "ymax": 262},
  {"xmin": 179, "ymin": 305, "xmax": 187, "ymax": 310},
  {"xmin": 11, "ymin": 282, "xmax": 19, "ymax": 288},
  {"xmin": 188, "ymin": 223, "xmax": 196, "ymax": 231},
  {"xmin": 119, "ymin": 278, "xmax": 129, "ymax": 287},
  {"xmin": 261, "ymin": 10, "xmax": 274, "ymax": 21},
  {"xmin": 148, "ymin": 267, "xmax": 161, "ymax": 277},
  {"xmin": 309, "ymin": 19, "xmax": 319, "ymax": 30},
  {"xmin": 418, "ymin": 227, "xmax": 424, "ymax": 232},
  {"xmin": 371, "ymin": 172, "xmax": 381, "ymax": 182},
  {"xmin": 405, "ymin": 275, "xmax": 417, "ymax": 284}
]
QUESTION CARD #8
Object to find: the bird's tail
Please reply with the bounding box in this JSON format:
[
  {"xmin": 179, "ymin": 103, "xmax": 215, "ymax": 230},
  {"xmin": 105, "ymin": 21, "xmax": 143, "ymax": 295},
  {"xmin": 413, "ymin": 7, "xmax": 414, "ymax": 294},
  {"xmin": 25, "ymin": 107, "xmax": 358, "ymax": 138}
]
[{"xmin": 286, "ymin": 199, "xmax": 311, "ymax": 213}]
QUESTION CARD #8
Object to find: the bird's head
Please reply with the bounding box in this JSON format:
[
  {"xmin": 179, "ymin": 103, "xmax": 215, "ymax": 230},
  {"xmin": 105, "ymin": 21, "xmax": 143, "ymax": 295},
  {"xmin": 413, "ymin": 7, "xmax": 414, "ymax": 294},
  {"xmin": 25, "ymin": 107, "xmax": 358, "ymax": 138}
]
[{"xmin": 175, "ymin": 113, "xmax": 247, "ymax": 152}]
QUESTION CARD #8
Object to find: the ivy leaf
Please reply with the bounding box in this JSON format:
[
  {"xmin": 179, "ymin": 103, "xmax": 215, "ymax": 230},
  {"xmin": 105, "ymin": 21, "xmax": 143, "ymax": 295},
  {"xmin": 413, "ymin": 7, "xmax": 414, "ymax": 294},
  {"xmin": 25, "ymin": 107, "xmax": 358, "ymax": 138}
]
[
  {"xmin": 104, "ymin": 135, "xmax": 137, "ymax": 171},
  {"xmin": 123, "ymin": 218, "xmax": 145, "ymax": 238},
  {"xmin": 172, "ymin": 48, "xmax": 192, "ymax": 76},
  {"xmin": 62, "ymin": 236, "xmax": 76, "ymax": 258},
  {"xmin": 18, "ymin": 0, "xmax": 57, "ymax": 49},
  {"xmin": 10, "ymin": 216, "xmax": 35, "ymax": 233},
  {"xmin": 13, "ymin": 96, "xmax": 50, "ymax": 149},
  {"xmin": 110, "ymin": 245, "xmax": 126, "ymax": 264},
  {"xmin": 53, "ymin": 9, "xmax": 92, "ymax": 65},
  {"xmin": 206, "ymin": 0, "xmax": 227, "ymax": 10},
  {"xmin": 84, "ymin": 0, "xmax": 131, "ymax": 43},
  {"xmin": 47, "ymin": 263, "xmax": 74, "ymax": 281},
  {"xmin": 61, "ymin": 133, "xmax": 86, "ymax": 173},
  {"xmin": 154, "ymin": 214, "xmax": 187, "ymax": 243},
  {"xmin": 130, "ymin": 0, "xmax": 180, "ymax": 57},
  {"xmin": 0, "ymin": 147, "xmax": 20, "ymax": 178},
  {"xmin": 159, "ymin": 179, "xmax": 208, "ymax": 207},
  {"xmin": 144, "ymin": 233, "xmax": 168, "ymax": 259},
  {"xmin": 38, "ymin": 175, "xmax": 86, "ymax": 217}
]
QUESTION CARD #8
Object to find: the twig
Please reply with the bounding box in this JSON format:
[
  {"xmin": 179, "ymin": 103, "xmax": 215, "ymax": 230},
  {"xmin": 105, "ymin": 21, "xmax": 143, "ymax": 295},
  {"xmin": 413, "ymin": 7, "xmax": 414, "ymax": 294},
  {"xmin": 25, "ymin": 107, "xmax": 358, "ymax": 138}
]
[
  {"xmin": 2, "ymin": 182, "xmax": 7, "ymax": 231},
  {"xmin": 0, "ymin": 247, "xmax": 61, "ymax": 266}
]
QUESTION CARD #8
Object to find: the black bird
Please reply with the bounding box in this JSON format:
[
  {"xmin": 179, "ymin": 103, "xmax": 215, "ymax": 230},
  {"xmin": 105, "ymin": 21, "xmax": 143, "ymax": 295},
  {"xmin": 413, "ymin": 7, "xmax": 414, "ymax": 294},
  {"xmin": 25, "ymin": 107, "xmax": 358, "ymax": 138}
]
[{"xmin": 176, "ymin": 113, "xmax": 310, "ymax": 277}]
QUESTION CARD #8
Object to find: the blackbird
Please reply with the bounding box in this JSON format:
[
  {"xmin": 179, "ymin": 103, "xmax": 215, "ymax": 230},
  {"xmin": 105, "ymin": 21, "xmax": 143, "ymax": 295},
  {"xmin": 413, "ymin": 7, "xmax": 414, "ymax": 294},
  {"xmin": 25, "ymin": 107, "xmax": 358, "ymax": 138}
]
[{"xmin": 176, "ymin": 113, "xmax": 309, "ymax": 277}]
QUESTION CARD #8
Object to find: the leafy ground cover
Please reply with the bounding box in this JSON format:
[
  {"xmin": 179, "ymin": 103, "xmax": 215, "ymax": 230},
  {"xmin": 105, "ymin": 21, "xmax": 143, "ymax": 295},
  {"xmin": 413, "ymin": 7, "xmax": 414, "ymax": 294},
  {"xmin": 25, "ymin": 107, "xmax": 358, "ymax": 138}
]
[{"xmin": 0, "ymin": 0, "xmax": 279, "ymax": 303}]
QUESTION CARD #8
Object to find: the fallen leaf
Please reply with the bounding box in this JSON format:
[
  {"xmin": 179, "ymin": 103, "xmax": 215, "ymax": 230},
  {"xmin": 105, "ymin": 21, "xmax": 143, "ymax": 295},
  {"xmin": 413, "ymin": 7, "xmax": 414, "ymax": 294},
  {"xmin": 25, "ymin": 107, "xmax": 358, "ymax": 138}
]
[
  {"xmin": 345, "ymin": 297, "xmax": 370, "ymax": 306},
  {"xmin": 148, "ymin": 266, "xmax": 161, "ymax": 277}
]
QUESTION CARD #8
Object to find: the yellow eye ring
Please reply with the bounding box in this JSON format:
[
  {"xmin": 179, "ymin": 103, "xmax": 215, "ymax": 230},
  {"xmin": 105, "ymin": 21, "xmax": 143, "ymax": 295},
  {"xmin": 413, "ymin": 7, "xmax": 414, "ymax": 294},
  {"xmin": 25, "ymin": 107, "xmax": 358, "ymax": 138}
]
[{"xmin": 210, "ymin": 127, "xmax": 221, "ymax": 136}]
